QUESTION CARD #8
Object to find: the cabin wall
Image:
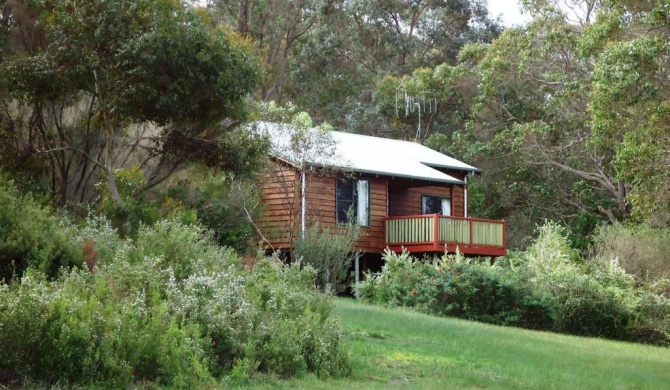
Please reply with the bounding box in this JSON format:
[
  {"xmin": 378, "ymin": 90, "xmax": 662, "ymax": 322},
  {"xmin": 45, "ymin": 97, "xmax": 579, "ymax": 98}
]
[
  {"xmin": 304, "ymin": 172, "xmax": 388, "ymax": 254},
  {"xmin": 258, "ymin": 160, "xmax": 472, "ymax": 254},
  {"xmin": 257, "ymin": 161, "xmax": 300, "ymax": 249},
  {"xmin": 389, "ymin": 183, "xmax": 465, "ymax": 217},
  {"xmin": 445, "ymin": 170, "xmax": 467, "ymax": 217}
]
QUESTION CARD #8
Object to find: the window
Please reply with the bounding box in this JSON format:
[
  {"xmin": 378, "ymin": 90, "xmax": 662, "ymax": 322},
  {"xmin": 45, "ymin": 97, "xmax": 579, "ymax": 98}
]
[
  {"xmin": 422, "ymin": 195, "xmax": 451, "ymax": 216},
  {"xmin": 336, "ymin": 176, "xmax": 370, "ymax": 226}
]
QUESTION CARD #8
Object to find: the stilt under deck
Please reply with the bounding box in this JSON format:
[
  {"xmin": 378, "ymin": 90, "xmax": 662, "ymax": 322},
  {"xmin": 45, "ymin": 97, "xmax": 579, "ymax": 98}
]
[{"xmin": 385, "ymin": 214, "xmax": 507, "ymax": 256}]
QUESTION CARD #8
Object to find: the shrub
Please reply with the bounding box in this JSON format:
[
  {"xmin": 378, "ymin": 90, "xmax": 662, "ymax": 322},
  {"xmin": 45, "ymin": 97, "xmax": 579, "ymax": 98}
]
[
  {"xmin": 0, "ymin": 269, "xmax": 211, "ymax": 388},
  {"xmin": 293, "ymin": 222, "xmax": 361, "ymax": 293},
  {"xmin": 128, "ymin": 219, "xmax": 238, "ymax": 281},
  {"xmin": 99, "ymin": 167, "xmax": 161, "ymax": 238},
  {"xmin": 361, "ymin": 222, "xmax": 670, "ymax": 344},
  {"xmin": 625, "ymin": 292, "xmax": 670, "ymax": 346},
  {"xmin": 245, "ymin": 259, "xmax": 350, "ymax": 378},
  {"xmin": 167, "ymin": 172, "xmax": 259, "ymax": 253},
  {"xmin": 0, "ymin": 179, "xmax": 82, "ymax": 282},
  {"xmin": 0, "ymin": 218, "xmax": 349, "ymax": 387},
  {"xmin": 360, "ymin": 250, "xmax": 553, "ymax": 329},
  {"xmin": 591, "ymin": 223, "xmax": 670, "ymax": 284},
  {"xmin": 524, "ymin": 222, "xmax": 635, "ymax": 338}
]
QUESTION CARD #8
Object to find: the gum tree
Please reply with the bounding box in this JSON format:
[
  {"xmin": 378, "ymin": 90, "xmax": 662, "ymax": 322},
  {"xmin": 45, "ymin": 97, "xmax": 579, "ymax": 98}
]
[{"xmin": 1, "ymin": 0, "xmax": 261, "ymax": 204}]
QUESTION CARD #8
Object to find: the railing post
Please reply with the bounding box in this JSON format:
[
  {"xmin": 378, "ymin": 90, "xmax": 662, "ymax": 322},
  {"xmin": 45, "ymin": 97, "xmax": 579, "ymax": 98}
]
[
  {"xmin": 385, "ymin": 219, "xmax": 389, "ymax": 246},
  {"xmin": 502, "ymin": 220, "xmax": 507, "ymax": 251},
  {"xmin": 469, "ymin": 218, "xmax": 474, "ymax": 247},
  {"xmin": 433, "ymin": 214, "xmax": 439, "ymax": 251}
]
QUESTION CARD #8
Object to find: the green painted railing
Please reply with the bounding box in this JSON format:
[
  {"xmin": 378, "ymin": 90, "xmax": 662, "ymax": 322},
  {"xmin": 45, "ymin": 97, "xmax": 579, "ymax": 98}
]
[{"xmin": 386, "ymin": 214, "xmax": 506, "ymax": 250}]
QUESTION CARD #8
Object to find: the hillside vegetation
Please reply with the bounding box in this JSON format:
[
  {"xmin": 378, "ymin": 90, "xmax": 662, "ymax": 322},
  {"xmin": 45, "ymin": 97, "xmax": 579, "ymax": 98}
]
[
  {"xmin": 0, "ymin": 180, "xmax": 349, "ymax": 388},
  {"xmin": 360, "ymin": 223, "xmax": 670, "ymax": 345},
  {"xmin": 245, "ymin": 299, "xmax": 670, "ymax": 389},
  {"xmin": 2, "ymin": 0, "xmax": 670, "ymax": 387}
]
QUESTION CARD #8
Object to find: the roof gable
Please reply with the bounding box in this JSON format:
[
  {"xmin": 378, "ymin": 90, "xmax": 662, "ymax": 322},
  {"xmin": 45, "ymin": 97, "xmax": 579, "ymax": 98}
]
[{"xmin": 255, "ymin": 121, "xmax": 479, "ymax": 185}]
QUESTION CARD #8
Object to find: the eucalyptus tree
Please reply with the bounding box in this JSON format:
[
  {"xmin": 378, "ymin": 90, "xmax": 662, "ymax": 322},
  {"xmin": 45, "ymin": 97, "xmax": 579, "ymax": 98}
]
[
  {"xmin": 289, "ymin": 0, "xmax": 501, "ymax": 134},
  {"xmin": 205, "ymin": 0, "xmax": 334, "ymax": 102},
  {"xmin": 1, "ymin": 0, "xmax": 261, "ymax": 205},
  {"xmin": 429, "ymin": 0, "xmax": 670, "ymax": 247},
  {"xmin": 205, "ymin": 0, "xmax": 501, "ymax": 134},
  {"xmin": 584, "ymin": 0, "xmax": 670, "ymax": 224},
  {"xmin": 448, "ymin": 14, "xmax": 623, "ymax": 246}
]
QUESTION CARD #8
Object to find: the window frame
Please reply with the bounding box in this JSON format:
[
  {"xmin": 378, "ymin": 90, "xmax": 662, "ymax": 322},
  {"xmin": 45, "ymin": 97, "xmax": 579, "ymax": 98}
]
[
  {"xmin": 421, "ymin": 194, "xmax": 452, "ymax": 216},
  {"xmin": 335, "ymin": 175, "xmax": 370, "ymax": 227}
]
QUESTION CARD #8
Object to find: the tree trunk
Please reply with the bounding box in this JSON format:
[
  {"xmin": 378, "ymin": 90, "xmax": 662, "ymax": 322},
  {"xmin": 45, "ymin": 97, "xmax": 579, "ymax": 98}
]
[{"xmin": 105, "ymin": 132, "xmax": 121, "ymax": 202}]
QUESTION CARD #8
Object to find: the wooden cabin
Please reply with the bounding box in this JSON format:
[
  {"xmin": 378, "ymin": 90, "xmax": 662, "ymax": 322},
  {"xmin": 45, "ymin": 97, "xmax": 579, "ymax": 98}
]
[{"xmin": 255, "ymin": 122, "xmax": 507, "ymax": 260}]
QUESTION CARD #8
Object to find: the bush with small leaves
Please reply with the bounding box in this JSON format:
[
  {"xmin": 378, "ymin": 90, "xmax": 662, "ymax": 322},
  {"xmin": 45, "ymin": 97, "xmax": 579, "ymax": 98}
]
[
  {"xmin": 0, "ymin": 179, "xmax": 82, "ymax": 282},
  {"xmin": 591, "ymin": 223, "xmax": 670, "ymax": 285},
  {"xmin": 293, "ymin": 222, "xmax": 362, "ymax": 294},
  {"xmin": 360, "ymin": 222, "xmax": 670, "ymax": 344},
  {"xmin": 524, "ymin": 223, "xmax": 635, "ymax": 338},
  {"xmin": 0, "ymin": 217, "xmax": 349, "ymax": 387},
  {"xmin": 360, "ymin": 249, "xmax": 553, "ymax": 329}
]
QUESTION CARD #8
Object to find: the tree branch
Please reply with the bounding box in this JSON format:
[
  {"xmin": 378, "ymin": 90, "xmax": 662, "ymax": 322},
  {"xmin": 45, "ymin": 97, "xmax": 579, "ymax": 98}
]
[
  {"xmin": 544, "ymin": 159, "xmax": 619, "ymax": 196},
  {"xmin": 35, "ymin": 146, "xmax": 107, "ymax": 172}
]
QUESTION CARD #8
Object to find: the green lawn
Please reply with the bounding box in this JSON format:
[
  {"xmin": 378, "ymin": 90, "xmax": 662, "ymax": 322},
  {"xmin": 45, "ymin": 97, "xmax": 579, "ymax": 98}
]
[{"xmin": 245, "ymin": 298, "xmax": 670, "ymax": 389}]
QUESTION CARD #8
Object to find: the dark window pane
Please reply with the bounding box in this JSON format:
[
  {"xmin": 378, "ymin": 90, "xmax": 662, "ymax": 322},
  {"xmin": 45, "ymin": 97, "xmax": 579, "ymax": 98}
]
[
  {"xmin": 422, "ymin": 195, "xmax": 440, "ymax": 214},
  {"xmin": 336, "ymin": 177, "xmax": 354, "ymax": 202},
  {"xmin": 337, "ymin": 200, "xmax": 353, "ymax": 223},
  {"xmin": 336, "ymin": 176, "xmax": 356, "ymax": 223}
]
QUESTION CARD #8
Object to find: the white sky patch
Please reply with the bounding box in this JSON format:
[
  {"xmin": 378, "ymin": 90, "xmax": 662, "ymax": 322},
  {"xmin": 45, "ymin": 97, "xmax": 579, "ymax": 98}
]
[{"xmin": 487, "ymin": 0, "xmax": 532, "ymax": 27}]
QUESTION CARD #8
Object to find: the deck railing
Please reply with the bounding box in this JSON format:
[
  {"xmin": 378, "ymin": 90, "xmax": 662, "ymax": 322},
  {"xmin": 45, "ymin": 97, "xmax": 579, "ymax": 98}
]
[{"xmin": 385, "ymin": 214, "xmax": 507, "ymax": 256}]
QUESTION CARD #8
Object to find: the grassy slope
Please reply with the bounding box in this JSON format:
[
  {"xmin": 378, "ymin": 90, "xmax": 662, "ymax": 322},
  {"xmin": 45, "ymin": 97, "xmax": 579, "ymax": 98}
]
[{"xmin": 246, "ymin": 298, "xmax": 670, "ymax": 389}]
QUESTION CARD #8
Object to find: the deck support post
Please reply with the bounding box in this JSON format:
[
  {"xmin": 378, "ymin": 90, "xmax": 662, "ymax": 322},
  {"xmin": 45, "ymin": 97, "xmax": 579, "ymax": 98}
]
[{"xmin": 354, "ymin": 252, "xmax": 360, "ymax": 299}]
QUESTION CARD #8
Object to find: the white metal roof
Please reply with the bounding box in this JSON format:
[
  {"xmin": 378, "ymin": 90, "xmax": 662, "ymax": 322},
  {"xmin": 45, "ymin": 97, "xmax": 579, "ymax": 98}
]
[{"xmin": 254, "ymin": 121, "xmax": 479, "ymax": 185}]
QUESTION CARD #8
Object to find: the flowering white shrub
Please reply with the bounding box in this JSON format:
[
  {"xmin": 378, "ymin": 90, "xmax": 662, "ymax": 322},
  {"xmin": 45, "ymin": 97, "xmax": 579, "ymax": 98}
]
[{"xmin": 0, "ymin": 217, "xmax": 349, "ymax": 387}]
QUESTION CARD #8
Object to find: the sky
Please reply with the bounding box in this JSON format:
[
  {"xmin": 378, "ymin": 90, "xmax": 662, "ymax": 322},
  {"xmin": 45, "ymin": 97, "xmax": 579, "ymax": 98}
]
[{"xmin": 487, "ymin": 0, "xmax": 532, "ymax": 27}]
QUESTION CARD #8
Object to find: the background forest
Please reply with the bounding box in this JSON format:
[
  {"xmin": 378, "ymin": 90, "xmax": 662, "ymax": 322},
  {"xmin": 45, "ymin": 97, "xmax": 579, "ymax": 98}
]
[
  {"xmin": 3, "ymin": 0, "xmax": 669, "ymax": 249},
  {"xmin": 1, "ymin": 0, "xmax": 670, "ymax": 387}
]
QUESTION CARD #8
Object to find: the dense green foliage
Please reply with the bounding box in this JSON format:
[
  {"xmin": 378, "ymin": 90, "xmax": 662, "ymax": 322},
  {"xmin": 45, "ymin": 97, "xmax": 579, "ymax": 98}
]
[
  {"xmin": 592, "ymin": 223, "xmax": 670, "ymax": 285},
  {"xmin": 360, "ymin": 250, "xmax": 554, "ymax": 329},
  {"xmin": 361, "ymin": 223, "xmax": 670, "ymax": 345},
  {"xmin": 0, "ymin": 0, "xmax": 263, "ymax": 206},
  {"xmin": 0, "ymin": 178, "xmax": 82, "ymax": 282},
  {"xmin": 206, "ymin": 0, "xmax": 501, "ymax": 133},
  {"xmin": 2, "ymin": 0, "xmax": 670, "ymax": 385},
  {"xmin": 358, "ymin": 0, "xmax": 670, "ymax": 248},
  {"xmin": 0, "ymin": 182, "xmax": 349, "ymax": 387},
  {"xmin": 293, "ymin": 222, "xmax": 362, "ymax": 294},
  {"xmin": 166, "ymin": 171, "xmax": 260, "ymax": 253}
]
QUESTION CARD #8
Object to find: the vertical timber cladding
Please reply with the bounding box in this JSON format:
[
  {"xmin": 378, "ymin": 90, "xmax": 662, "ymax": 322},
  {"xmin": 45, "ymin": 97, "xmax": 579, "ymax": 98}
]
[
  {"xmin": 388, "ymin": 170, "xmax": 467, "ymax": 218},
  {"xmin": 257, "ymin": 160, "xmax": 301, "ymax": 250},
  {"xmin": 446, "ymin": 170, "xmax": 467, "ymax": 217},
  {"xmin": 304, "ymin": 171, "xmax": 388, "ymax": 254}
]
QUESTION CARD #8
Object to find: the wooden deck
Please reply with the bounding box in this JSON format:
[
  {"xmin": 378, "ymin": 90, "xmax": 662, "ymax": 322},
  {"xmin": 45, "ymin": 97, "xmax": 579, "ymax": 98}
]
[{"xmin": 385, "ymin": 214, "xmax": 507, "ymax": 256}]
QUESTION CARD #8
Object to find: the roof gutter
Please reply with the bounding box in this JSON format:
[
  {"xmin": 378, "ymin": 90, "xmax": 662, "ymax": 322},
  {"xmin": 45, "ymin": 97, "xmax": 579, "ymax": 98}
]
[{"xmin": 422, "ymin": 162, "xmax": 482, "ymax": 173}]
